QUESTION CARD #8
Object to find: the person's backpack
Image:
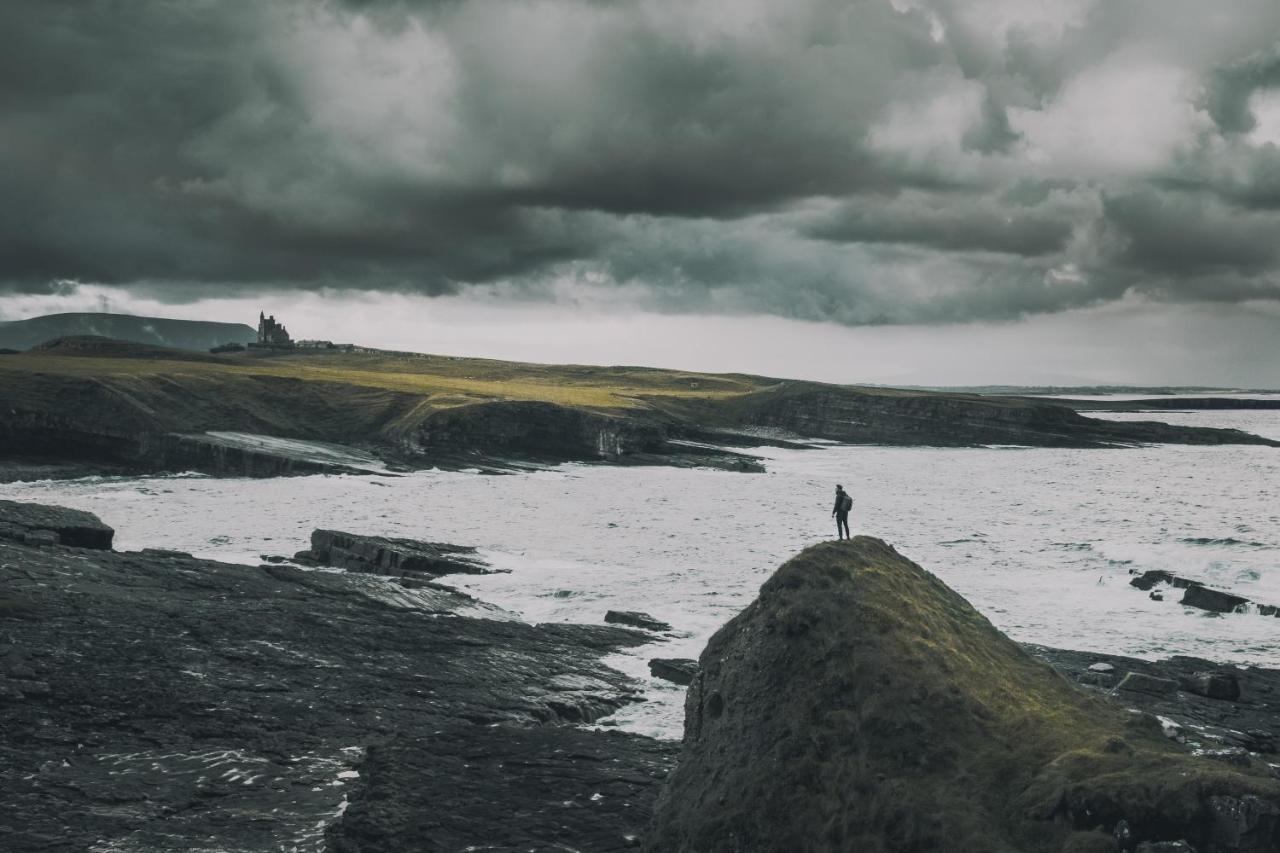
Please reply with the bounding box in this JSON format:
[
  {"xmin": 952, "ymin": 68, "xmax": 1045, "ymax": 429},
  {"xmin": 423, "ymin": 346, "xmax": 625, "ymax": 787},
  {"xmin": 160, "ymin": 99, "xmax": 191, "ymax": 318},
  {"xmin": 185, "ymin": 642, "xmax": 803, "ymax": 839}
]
[{"xmin": 839, "ymin": 493, "xmax": 852, "ymax": 512}]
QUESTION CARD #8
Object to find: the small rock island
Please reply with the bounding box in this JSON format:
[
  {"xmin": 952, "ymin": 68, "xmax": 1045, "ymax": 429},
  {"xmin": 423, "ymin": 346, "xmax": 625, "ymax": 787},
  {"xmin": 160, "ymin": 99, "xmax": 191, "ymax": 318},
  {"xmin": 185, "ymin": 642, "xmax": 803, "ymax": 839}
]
[{"xmin": 646, "ymin": 539, "xmax": 1280, "ymax": 853}]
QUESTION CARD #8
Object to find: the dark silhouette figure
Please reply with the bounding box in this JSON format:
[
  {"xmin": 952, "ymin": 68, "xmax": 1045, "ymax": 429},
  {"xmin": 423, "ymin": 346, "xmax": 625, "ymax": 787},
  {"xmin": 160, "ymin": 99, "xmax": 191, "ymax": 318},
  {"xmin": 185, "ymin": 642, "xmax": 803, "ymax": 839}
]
[{"xmin": 832, "ymin": 484, "xmax": 851, "ymax": 540}]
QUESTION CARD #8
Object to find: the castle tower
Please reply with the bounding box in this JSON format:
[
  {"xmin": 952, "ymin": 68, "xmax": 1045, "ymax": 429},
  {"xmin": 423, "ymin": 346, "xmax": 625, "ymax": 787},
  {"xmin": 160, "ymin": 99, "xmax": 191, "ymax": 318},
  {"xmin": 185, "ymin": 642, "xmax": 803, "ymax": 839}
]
[{"xmin": 257, "ymin": 311, "xmax": 292, "ymax": 345}]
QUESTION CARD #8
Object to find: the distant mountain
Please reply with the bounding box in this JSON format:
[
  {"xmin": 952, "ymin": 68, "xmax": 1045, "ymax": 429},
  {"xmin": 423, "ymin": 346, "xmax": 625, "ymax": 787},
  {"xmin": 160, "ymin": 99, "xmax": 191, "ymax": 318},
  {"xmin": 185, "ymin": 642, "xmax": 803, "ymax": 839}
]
[{"xmin": 0, "ymin": 312, "xmax": 256, "ymax": 352}]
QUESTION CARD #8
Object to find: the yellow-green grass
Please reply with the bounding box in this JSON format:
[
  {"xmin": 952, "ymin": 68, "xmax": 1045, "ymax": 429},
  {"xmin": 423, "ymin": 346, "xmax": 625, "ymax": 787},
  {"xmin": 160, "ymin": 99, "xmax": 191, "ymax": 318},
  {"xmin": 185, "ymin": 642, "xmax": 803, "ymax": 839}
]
[{"xmin": 0, "ymin": 350, "xmax": 770, "ymax": 412}]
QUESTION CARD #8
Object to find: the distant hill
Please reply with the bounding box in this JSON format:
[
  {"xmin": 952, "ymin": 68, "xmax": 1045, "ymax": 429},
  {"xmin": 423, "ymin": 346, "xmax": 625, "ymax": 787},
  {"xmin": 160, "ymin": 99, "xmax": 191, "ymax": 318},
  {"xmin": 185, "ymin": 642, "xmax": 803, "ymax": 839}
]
[
  {"xmin": 0, "ymin": 312, "xmax": 256, "ymax": 352},
  {"xmin": 28, "ymin": 335, "xmax": 230, "ymax": 364}
]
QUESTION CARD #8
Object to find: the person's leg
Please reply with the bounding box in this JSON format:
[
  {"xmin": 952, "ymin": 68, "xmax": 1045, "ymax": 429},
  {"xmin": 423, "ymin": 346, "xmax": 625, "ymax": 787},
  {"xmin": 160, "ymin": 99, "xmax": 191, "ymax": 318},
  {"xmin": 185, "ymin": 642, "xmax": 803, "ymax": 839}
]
[{"xmin": 839, "ymin": 514, "xmax": 850, "ymax": 539}]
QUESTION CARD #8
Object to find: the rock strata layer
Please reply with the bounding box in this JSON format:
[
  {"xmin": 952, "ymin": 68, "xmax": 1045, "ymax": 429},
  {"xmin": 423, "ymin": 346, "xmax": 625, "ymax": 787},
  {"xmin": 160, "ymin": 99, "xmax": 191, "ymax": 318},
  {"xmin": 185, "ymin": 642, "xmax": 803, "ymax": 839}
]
[
  {"xmin": 297, "ymin": 528, "xmax": 494, "ymax": 577},
  {"xmin": 606, "ymin": 610, "xmax": 674, "ymax": 632},
  {"xmin": 731, "ymin": 383, "xmax": 1280, "ymax": 449},
  {"xmin": 646, "ymin": 538, "xmax": 1280, "ymax": 853},
  {"xmin": 649, "ymin": 658, "xmax": 699, "ymax": 686},
  {"xmin": 0, "ymin": 500, "xmax": 672, "ymax": 853},
  {"xmin": 0, "ymin": 499, "xmax": 114, "ymax": 549}
]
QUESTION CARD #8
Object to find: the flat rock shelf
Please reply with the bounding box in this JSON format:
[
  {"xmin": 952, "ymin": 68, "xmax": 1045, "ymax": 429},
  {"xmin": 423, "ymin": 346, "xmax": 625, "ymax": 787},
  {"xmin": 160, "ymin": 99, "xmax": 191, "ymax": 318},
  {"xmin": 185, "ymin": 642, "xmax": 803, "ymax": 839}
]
[{"xmin": 0, "ymin": 501, "xmax": 673, "ymax": 853}]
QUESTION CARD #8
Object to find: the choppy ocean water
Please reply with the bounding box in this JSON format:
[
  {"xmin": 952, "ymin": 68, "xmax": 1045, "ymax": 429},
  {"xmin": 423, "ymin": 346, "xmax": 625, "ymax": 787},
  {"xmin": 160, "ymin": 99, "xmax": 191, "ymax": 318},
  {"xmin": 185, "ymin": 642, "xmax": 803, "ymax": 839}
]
[{"xmin": 3, "ymin": 406, "xmax": 1278, "ymax": 739}]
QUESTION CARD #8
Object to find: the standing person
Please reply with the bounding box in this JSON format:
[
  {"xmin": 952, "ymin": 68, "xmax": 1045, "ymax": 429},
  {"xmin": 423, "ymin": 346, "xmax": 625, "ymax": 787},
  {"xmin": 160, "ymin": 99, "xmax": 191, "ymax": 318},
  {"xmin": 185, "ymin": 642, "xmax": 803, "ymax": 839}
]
[{"xmin": 832, "ymin": 484, "xmax": 852, "ymax": 540}]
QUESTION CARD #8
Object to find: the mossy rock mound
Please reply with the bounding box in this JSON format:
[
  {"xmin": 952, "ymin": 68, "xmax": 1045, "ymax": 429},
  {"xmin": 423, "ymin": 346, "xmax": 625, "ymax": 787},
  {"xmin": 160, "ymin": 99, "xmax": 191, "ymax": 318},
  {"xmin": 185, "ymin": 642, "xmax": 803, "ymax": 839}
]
[{"xmin": 645, "ymin": 538, "xmax": 1280, "ymax": 853}]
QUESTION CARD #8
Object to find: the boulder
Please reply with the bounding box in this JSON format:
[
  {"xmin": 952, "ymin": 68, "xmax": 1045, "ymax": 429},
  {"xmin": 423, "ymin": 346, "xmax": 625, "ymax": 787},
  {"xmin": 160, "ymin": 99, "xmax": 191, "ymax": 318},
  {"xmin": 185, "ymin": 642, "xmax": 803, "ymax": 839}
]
[
  {"xmin": 645, "ymin": 538, "xmax": 1280, "ymax": 853},
  {"xmin": 0, "ymin": 500, "xmax": 114, "ymax": 549},
  {"xmin": 1131, "ymin": 570, "xmax": 1178, "ymax": 591},
  {"xmin": 1181, "ymin": 585, "xmax": 1250, "ymax": 614},
  {"xmin": 1243, "ymin": 731, "xmax": 1278, "ymax": 755},
  {"xmin": 1136, "ymin": 843, "xmax": 1197, "ymax": 853},
  {"xmin": 301, "ymin": 529, "xmax": 491, "ymax": 578},
  {"xmin": 604, "ymin": 611, "xmax": 672, "ymax": 633},
  {"xmin": 1180, "ymin": 671, "xmax": 1242, "ymax": 702},
  {"xmin": 1208, "ymin": 795, "xmax": 1280, "ymax": 850},
  {"xmin": 649, "ymin": 658, "xmax": 698, "ymax": 686},
  {"xmin": 1116, "ymin": 672, "xmax": 1181, "ymax": 697},
  {"xmin": 1089, "ymin": 662, "xmax": 1116, "ymax": 673}
]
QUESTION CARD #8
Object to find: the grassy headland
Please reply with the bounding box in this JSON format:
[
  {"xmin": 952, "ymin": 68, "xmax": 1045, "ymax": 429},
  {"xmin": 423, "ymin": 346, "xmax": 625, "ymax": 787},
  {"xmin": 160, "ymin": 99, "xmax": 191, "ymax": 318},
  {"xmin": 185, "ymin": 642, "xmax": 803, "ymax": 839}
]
[
  {"xmin": 0, "ymin": 343, "xmax": 767, "ymax": 410},
  {"xmin": 1, "ymin": 337, "xmax": 1276, "ymax": 478}
]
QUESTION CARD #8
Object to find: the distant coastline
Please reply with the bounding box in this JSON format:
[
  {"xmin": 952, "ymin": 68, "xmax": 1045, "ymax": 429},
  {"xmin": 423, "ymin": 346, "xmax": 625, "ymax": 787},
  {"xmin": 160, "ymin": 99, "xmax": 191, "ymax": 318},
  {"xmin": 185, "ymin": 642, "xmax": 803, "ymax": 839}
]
[{"xmin": 2, "ymin": 333, "xmax": 1278, "ymax": 483}]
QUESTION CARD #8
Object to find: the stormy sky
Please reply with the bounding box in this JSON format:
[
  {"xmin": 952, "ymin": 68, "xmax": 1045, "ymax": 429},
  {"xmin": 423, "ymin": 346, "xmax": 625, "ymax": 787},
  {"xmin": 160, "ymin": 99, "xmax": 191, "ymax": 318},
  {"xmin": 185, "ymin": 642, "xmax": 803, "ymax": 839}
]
[{"xmin": 3, "ymin": 0, "xmax": 1280, "ymax": 384}]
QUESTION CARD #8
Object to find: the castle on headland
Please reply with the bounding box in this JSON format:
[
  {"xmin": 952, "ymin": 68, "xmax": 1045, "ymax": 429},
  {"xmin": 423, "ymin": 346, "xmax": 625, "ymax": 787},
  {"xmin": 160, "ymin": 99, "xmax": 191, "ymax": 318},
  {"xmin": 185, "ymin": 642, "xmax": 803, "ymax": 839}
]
[
  {"xmin": 235, "ymin": 310, "xmax": 353, "ymax": 352},
  {"xmin": 257, "ymin": 311, "xmax": 292, "ymax": 346}
]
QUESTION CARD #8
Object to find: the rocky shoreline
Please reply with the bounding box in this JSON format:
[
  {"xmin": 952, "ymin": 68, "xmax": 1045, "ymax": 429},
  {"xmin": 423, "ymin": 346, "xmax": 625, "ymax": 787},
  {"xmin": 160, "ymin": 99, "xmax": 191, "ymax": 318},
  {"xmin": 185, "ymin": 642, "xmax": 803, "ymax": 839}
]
[
  {"xmin": 3, "ymin": 502, "xmax": 1279, "ymax": 851},
  {"xmin": 3, "ymin": 341, "xmax": 1276, "ymax": 482},
  {"xmin": 0, "ymin": 502, "xmax": 675, "ymax": 852}
]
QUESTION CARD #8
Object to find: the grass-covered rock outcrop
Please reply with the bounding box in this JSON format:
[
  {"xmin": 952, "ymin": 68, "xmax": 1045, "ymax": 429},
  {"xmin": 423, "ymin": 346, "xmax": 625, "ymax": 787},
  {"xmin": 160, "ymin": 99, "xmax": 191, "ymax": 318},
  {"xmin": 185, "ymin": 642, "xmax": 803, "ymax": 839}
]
[{"xmin": 645, "ymin": 538, "xmax": 1280, "ymax": 853}]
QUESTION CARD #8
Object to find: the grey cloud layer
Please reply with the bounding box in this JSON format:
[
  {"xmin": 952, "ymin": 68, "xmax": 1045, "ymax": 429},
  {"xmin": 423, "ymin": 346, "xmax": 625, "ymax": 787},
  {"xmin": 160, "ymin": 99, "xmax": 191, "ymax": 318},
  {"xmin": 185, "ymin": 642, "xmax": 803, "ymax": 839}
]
[{"xmin": 2, "ymin": 0, "xmax": 1280, "ymax": 323}]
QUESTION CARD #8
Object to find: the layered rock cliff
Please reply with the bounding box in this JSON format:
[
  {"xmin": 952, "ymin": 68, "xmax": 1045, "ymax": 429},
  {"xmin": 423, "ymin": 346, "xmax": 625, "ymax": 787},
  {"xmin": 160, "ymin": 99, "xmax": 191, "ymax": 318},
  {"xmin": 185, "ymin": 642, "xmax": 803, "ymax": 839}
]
[
  {"xmin": 646, "ymin": 538, "xmax": 1280, "ymax": 853},
  {"xmin": 1, "ymin": 341, "xmax": 1275, "ymax": 480},
  {"xmin": 729, "ymin": 383, "xmax": 1280, "ymax": 448}
]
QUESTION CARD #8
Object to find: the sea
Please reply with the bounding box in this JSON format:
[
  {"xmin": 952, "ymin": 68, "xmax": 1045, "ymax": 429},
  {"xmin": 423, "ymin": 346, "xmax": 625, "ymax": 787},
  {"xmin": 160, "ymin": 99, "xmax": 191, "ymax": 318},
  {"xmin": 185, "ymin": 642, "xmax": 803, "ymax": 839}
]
[{"xmin": 3, "ymin": 403, "xmax": 1278, "ymax": 740}]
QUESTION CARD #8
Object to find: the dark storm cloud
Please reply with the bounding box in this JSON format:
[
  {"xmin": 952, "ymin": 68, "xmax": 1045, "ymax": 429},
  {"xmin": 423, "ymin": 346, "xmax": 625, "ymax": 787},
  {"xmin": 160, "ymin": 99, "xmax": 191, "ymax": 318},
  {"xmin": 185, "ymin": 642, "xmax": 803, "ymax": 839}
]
[
  {"xmin": 804, "ymin": 189, "xmax": 1076, "ymax": 257},
  {"xmin": 1103, "ymin": 190, "xmax": 1280, "ymax": 276},
  {"xmin": 1202, "ymin": 44, "xmax": 1280, "ymax": 135},
  {"xmin": 2, "ymin": 0, "xmax": 1280, "ymax": 322}
]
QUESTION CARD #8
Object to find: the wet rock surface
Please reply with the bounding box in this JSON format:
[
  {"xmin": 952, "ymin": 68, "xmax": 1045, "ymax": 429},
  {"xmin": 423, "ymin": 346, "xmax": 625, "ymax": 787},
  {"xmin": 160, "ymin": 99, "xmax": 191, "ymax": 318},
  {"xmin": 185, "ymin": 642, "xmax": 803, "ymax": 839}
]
[
  {"xmin": 0, "ymin": 498, "xmax": 114, "ymax": 549},
  {"xmin": 1182, "ymin": 585, "xmax": 1255, "ymax": 614},
  {"xmin": 329, "ymin": 727, "xmax": 675, "ymax": 853},
  {"xmin": 0, "ymin": 501, "xmax": 673, "ymax": 853},
  {"xmin": 297, "ymin": 528, "xmax": 495, "ymax": 578},
  {"xmin": 1117, "ymin": 671, "xmax": 1182, "ymax": 697},
  {"xmin": 606, "ymin": 610, "xmax": 673, "ymax": 632},
  {"xmin": 1027, "ymin": 646, "xmax": 1280, "ymax": 759},
  {"xmin": 1129, "ymin": 570, "xmax": 1279, "ymax": 617},
  {"xmin": 649, "ymin": 658, "xmax": 699, "ymax": 686}
]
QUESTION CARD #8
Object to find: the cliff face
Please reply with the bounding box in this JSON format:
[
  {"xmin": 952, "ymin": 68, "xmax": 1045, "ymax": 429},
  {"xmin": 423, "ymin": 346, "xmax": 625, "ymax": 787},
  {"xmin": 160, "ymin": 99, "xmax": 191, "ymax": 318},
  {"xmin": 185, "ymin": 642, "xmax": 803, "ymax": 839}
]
[
  {"xmin": 734, "ymin": 385, "xmax": 1280, "ymax": 448},
  {"xmin": 0, "ymin": 369, "xmax": 425, "ymax": 477},
  {"xmin": 1, "ymin": 343, "xmax": 1276, "ymax": 481},
  {"xmin": 645, "ymin": 539, "xmax": 1280, "ymax": 853},
  {"xmin": 397, "ymin": 399, "xmax": 670, "ymax": 463}
]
